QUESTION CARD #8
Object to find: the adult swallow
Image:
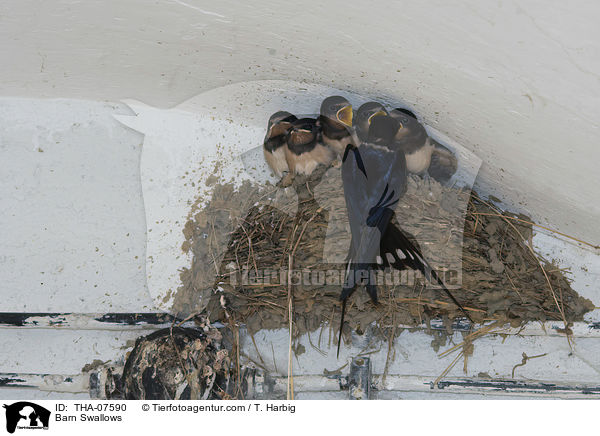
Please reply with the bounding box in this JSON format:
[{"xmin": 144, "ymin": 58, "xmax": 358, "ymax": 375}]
[
  {"xmin": 285, "ymin": 117, "xmax": 336, "ymax": 177},
  {"xmin": 338, "ymin": 115, "xmax": 472, "ymax": 357},
  {"xmin": 263, "ymin": 111, "xmax": 298, "ymax": 177},
  {"xmin": 354, "ymin": 102, "xmax": 388, "ymax": 142},
  {"xmin": 389, "ymin": 108, "xmax": 434, "ymax": 175},
  {"xmin": 338, "ymin": 115, "xmax": 405, "ymax": 356},
  {"xmin": 318, "ymin": 95, "xmax": 357, "ymax": 155}
]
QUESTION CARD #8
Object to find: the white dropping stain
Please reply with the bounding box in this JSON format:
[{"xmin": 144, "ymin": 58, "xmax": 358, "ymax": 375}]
[{"xmin": 169, "ymin": 0, "xmax": 228, "ymax": 19}]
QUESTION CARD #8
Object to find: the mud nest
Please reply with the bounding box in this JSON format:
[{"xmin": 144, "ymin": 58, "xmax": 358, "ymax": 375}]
[{"xmin": 176, "ymin": 166, "xmax": 593, "ymax": 341}]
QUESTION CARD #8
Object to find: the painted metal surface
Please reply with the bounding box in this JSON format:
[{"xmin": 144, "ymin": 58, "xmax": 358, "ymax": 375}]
[{"xmin": 2, "ymin": 320, "xmax": 600, "ymax": 399}]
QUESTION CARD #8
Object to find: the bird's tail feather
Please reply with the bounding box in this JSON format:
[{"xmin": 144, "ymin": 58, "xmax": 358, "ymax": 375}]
[
  {"xmin": 338, "ymin": 259, "xmax": 356, "ymax": 358},
  {"xmin": 379, "ymin": 224, "xmax": 422, "ymax": 271},
  {"xmin": 381, "ymin": 223, "xmax": 473, "ymax": 323},
  {"xmin": 365, "ymin": 277, "xmax": 378, "ymax": 303},
  {"xmin": 337, "ymin": 298, "xmax": 348, "ymax": 358},
  {"xmin": 338, "ymin": 263, "xmax": 379, "ymax": 358}
]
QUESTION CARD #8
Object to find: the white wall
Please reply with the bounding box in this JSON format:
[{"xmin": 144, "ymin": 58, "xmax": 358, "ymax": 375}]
[{"xmin": 0, "ymin": 98, "xmax": 154, "ymax": 312}]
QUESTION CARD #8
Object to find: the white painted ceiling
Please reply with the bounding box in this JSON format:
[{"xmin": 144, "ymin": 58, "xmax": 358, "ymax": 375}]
[{"xmin": 1, "ymin": 0, "xmax": 599, "ymax": 245}]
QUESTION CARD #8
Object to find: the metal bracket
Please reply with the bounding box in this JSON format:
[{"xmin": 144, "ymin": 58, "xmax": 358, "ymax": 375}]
[{"xmin": 348, "ymin": 357, "xmax": 371, "ymax": 400}]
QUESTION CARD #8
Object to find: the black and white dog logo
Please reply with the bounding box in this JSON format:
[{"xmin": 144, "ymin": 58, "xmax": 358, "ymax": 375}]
[{"xmin": 3, "ymin": 402, "xmax": 50, "ymax": 433}]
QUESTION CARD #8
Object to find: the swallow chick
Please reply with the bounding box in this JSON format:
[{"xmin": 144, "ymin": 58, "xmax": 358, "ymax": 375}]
[
  {"xmin": 427, "ymin": 141, "xmax": 458, "ymax": 184},
  {"xmin": 263, "ymin": 111, "xmax": 298, "ymax": 178},
  {"xmin": 337, "ymin": 115, "xmax": 472, "ymax": 356},
  {"xmin": 354, "ymin": 102, "xmax": 388, "ymax": 142},
  {"xmin": 285, "ymin": 117, "xmax": 336, "ymax": 180},
  {"xmin": 389, "ymin": 108, "xmax": 434, "ymax": 176},
  {"xmin": 317, "ymin": 95, "xmax": 357, "ymax": 155}
]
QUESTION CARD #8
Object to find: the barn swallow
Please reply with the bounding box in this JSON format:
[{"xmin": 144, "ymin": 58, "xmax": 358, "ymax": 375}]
[
  {"xmin": 354, "ymin": 102, "xmax": 388, "ymax": 142},
  {"xmin": 338, "ymin": 115, "xmax": 405, "ymax": 356},
  {"xmin": 263, "ymin": 111, "xmax": 298, "ymax": 178},
  {"xmin": 338, "ymin": 115, "xmax": 472, "ymax": 357},
  {"xmin": 317, "ymin": 96, "xmax": 357, "ymax": 155},
  {"xmin": 285, "ymin": 117, "xmax": 336, "ymax": 177},
  {"xmin": 428, "ymin": 141, "xmax": 458, "ymax": 184},
  {"xmin": 389, "ymin": 108, "xmax": 434, "ymax": 175}
]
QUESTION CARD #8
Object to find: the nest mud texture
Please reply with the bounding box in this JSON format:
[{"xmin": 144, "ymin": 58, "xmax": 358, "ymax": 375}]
[{"xmin": 176, "ymin": 167, "xmax": 593, "ymax": 340}]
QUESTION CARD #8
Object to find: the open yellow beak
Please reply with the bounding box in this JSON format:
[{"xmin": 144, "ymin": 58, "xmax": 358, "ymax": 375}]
[
  {"xmin": 336, "ymin": 105, "xmax": 353, "ymax": 127},
  {"xmin": 367, "ymin": 110, "xmax": 387, "ymax": 125}
]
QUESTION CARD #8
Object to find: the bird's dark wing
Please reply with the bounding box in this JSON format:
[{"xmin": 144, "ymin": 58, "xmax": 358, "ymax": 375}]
[
  {"xmin": 342, "ymin": 145, "xmax": 367, "ymax": 178},
  {"xmin": 348, "ymin": 144, "xmax": 406, "ymax": 244},
  {"xmin": 341, "ymin": 144, "xmax": 407, "ymax": 292}
]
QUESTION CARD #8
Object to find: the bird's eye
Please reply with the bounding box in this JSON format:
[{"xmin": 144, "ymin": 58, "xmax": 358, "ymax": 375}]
[{"xmin": 330, "ymin": 105, "xmax": 337, "ymax": 112}]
